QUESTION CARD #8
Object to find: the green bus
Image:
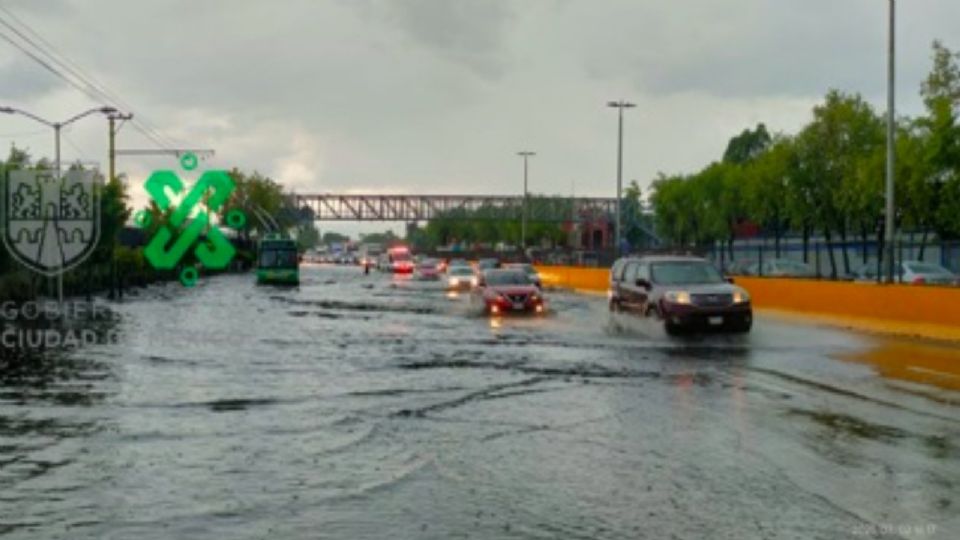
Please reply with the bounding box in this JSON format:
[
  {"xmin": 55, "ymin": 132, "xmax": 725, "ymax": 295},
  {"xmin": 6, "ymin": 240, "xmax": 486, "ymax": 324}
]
[{"xmin": 256, "ymin": 234, "xmax": 300, "ymax": 285}]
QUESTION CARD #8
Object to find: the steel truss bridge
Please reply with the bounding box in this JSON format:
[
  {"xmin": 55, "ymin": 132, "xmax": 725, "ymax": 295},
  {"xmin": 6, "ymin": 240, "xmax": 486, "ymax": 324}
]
[{"xmin": 293, "ymin": 194, "xmax": 628, "ymax": 222}]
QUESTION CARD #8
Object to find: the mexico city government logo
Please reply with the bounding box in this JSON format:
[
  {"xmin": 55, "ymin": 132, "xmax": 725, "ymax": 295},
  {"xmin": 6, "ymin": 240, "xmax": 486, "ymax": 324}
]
[
  {"xmin": 2, "ymin": 169, "xmax": 100, "ymax": 276},
  {"xmin": 134, "ymin": 152, "xmax": 246, "ymax": 287}
]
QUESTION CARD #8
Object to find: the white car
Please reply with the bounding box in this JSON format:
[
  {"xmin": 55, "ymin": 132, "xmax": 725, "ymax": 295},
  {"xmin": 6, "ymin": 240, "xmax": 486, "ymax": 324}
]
[
  {"xmin": 446, "ymin": 266, "xmax": 477, "ymax": 290},
  {"xmin": 853, "ymin": 260, "xmax": 958, "ymax": 285},
  {"xmin": 746, "ymin": 258, "xmax": 816, "ymax": 278},
  {"xmin": 899, "ymin": 260, "xmax": 959, "ymax": 285}
]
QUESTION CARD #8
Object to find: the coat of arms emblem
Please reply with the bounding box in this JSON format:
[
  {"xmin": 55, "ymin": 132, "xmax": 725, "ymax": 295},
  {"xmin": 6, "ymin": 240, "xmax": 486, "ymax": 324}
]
[{"xmin": 2, "ymin": 169, "xmax": 101, "ymax": 276}]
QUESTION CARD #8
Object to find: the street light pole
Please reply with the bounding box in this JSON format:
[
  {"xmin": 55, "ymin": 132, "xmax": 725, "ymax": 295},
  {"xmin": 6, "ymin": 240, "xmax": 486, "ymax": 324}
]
[
  {"xmin": 607, "ymin": 100, "xmax": 635, "ymax": 258},
  {"xmin": 884, "ymin": 0, "xmax": 896, "ymax": 283},
  {"xmin": 0, "ymin": 105, "xmax": 118, "ymax": 302},
  {"xmin": 517, "ymin": 151, "xmax": 535, "ymax": 254}
]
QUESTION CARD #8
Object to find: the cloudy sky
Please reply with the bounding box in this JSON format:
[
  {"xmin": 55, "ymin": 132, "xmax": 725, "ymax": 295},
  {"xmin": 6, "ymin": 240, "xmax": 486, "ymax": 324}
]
[{"xmin": 2, "ymin": 0, "xmax": 959, "ymax": 235}]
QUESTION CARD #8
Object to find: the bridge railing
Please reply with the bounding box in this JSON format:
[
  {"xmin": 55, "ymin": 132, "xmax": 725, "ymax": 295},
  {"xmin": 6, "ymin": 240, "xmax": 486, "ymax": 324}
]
[{"xmin": 293, "ymin": 194, "xmax": 623, "ymax": 223}]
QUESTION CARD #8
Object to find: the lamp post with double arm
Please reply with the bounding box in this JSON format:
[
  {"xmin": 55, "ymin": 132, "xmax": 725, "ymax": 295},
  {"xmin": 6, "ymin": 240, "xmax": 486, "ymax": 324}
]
[{"xmin": 0, "ymin": 105, "xmax": 118, "ymax": 302}]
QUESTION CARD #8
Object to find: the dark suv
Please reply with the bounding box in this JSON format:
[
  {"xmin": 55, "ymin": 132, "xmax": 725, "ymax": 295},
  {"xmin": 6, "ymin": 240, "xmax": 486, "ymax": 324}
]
[{"xmin": 610, "ymin": 255, "xmax": 752, "ymax": 334}]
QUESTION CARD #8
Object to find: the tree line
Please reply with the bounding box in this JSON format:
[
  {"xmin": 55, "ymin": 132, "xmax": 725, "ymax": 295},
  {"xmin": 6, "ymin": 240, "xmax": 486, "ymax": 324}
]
[
  {"xmin": 406, "ymin": 189, "xmax": 654, "ymax": 252},
  {"xmin": 651, "ymin": 41, "xmax": 960, "ymax": 278}
]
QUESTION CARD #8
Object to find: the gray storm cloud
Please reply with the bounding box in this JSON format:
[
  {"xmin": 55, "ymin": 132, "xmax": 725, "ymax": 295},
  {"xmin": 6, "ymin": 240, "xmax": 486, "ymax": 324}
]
[{"xmin": 1, "ymin": 0, "xmax": 958, "ymax": 230}]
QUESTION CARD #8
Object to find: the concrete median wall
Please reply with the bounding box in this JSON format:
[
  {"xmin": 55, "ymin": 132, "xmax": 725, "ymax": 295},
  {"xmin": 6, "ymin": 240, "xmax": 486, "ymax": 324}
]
[
  {"xmin": 535, "ymin": 266, "xmax": 609, "ymax": 294},
  {"xmin": 535, "ymin": 265, "xmax": 960, "ymax": 341}
]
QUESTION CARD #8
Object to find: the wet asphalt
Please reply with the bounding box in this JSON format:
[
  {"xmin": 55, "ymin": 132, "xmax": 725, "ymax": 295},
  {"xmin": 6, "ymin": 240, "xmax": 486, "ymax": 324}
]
[{"xmin": 1, "ymin": 264, "xmax": 958, "ymax": 539}]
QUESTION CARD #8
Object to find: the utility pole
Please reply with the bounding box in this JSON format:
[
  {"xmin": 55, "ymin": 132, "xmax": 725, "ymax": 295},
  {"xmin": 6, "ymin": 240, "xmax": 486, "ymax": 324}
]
[
  {"xmin": 517, "ymin": 151, "xmax": 535, "ymax": 254},
  {"xmin": 54, "ymin": 123, "xmax": 61, "ymax": 302},
  {"xmin": 108, "ymin": 112, "xmax": 133, "ymax": 182},
  {"xmin": 106, "ymin": 112, "xmax": 132, "ymax": 300},
  {"xmin": 883, "ymin": 0, "xmax": 896, "ymax": 283},
  {"xmin": 607, "ymin": 100, "xmax": 635, "ymax": 258}
]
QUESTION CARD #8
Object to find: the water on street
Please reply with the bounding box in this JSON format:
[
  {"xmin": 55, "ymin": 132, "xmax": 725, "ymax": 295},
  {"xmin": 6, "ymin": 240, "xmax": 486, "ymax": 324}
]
[{"xmin": 2, "ymin": 265, "xmax": 958, "ymax": 539}]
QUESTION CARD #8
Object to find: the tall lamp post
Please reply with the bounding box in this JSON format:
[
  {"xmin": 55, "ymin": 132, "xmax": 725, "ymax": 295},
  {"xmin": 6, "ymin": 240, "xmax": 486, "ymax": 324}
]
[
  {"xmin": 607, "ymin": 100, "xmax": 635, "ymax": 257},
  {"xmin": 883, "ymin": 0, "xmax": 896, "ymax": 283},
  {"xmin": 0, "ymin": 105, "xmax": 118, "ymax": 301},
  {"xmin": 517, "ymin": 150, "xmax": 535, "ymax": 254}
]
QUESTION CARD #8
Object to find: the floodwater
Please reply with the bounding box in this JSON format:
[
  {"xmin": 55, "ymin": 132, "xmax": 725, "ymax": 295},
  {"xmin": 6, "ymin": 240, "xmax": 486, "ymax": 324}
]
[{"xmin": 1, "ymin": 265, "xmax": 958, "ymax": 539}]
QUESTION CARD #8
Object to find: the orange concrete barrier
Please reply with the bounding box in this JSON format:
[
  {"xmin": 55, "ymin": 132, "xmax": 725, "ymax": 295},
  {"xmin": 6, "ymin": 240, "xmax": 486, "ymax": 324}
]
[
  {"xmin": 535, "ymin": 265, "xmax": 960, "ymax": 341},
  {"xmin": 735, "ymin": 277, "xmax": 960, "ymax": 341},
  {"xmin": 534, "ymin": 265, "xmax": 607, "ymax": 293}
]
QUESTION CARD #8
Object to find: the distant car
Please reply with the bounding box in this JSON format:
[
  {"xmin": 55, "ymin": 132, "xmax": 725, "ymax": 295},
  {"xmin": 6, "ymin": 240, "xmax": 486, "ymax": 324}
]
[
  {"xmin": 474, "ymin": 269, "xmax": 546, "ymax": 315},
  {"xmin": 725, "ymin": 259, "xmax": 756, "ymax": 276},
  {"xmin": 503, "ymin": 263, "xmax": 541, "ymax": 289},
  {"xmin": 477, "ymin": 258, "xmax": 500, "ymax": 271},
  {"xmin": 446, "ymin": 265, "xmax": 477, "ymax": 290},
  {"xmin": 747, "ymin": 258, "xmax": 816, "ymax": 278},
  {"xmin": 302, "ymin": 250, "xmax": 323, "ymax": 264},
  {"xmin": 415, "ymin": 258, "xmax": 442, "ymax": 280},
  {"xmin": 898, "ymin": 260, "xmax": 959, "ymax": 285},
  {"xmin": 610, "ymin": 255, "xmax": 752, "ymax": 334}
]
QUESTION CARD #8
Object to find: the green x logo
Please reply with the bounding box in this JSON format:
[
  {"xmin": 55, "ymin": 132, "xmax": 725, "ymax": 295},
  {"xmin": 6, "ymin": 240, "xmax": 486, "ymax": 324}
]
[{"xmin": 142, "ymin": 169, "xmax": 237, "ymax": 275}]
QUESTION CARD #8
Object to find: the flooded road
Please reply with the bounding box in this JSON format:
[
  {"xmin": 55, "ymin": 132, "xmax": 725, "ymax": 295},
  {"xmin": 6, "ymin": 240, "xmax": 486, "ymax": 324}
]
[{"xmin": 2, "ymin": 264, "xmax": 959, "ymax": 539}]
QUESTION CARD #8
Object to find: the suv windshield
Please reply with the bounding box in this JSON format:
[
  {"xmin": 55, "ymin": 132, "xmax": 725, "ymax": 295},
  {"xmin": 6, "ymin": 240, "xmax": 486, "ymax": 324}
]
[
  {"xmin": 651, "ymin": 261, "xmax": 725, "ymax": 285},
  {"xmin": 484, "ymin": 270, "xmax": 531, "ymax": 286}
]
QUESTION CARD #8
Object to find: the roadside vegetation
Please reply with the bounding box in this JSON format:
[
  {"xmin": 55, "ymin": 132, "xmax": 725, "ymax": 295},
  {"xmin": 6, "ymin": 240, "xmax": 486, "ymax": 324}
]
[
  {"xmin": 651, "ymin": 41, "xmax": 960, "ymax": 278},
  {"xmin": 0, "ymin": 149, "xmax": 317, "ymax": 301},
  {"xmin": 405, "ymin": 187, "xmax": 653, "ymax": 252}
]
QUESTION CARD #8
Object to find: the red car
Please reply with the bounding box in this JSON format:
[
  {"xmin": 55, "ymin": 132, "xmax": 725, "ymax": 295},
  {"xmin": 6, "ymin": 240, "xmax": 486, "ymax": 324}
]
[
  {"xmin": 415, "ymin": 258, "xmax": 442, "ymax": 280},
  {"xmin": 474, "ymin": 269, "xmax": 546, "ymax": 315}
]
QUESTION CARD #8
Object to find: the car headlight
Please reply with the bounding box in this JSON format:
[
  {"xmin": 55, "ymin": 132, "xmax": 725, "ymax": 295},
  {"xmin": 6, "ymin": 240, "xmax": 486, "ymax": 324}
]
[
  {"xmin": 733, "ymin": 288, "xmax": 750, "ymax": 304},
  {"xmin": 530, "ymin": 293, "xmax": 540, "ymax": 302},
  {"xmin": 470, "ymin": 276, "xmax": 478, "ymax": 286},
  {"xmin": 664, "ymin": 290, "xmax": 692, "ymax": 305},
  {"xmin": 449, "ymin": 277, "xmax": 460, "ymax": 286}
]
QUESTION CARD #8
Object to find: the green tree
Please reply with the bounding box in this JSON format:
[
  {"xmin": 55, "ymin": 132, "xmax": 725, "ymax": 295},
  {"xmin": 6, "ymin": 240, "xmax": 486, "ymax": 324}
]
[
  {"xmin": 621, "ymin": 180, "xmax": 654, "ymax": 250},
  {"xmin": 222, "ymin": 168, "xmax": 302, "ymax": 238},
  {"xmin": 296, "ymin": 222, "xmax": 321, "ymax": 251},
  {"xmin": 743, "ymin": 136, "xmax": 792, "ymax": 256},
  {"xmin": 917, "ymin": 40, "xmax": 960, "ymax": 240},
  {"xmin": 321, "ymin": 231, "xmax": 350, "ymax": 245},
  {"xmin": 795, "ymin": 90, "xmax": 883, "ymax": 276},
  {"xmin": 722, "ymin": 123, "xmax": 772, "ymax": 164},
  {"xmin": 360, "ymin": 230, "xmax": 400, "ymax": 246}
]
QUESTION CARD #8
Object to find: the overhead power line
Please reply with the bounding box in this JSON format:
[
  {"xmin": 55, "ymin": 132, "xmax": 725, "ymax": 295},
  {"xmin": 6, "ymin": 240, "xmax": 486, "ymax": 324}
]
[
  {"xmin": 0, "ymin": 6, "xmax": 179, "ymax": 151},
  {"xmin": 0, "ymin": 25, "xmax": 170, "ymax": 150}
]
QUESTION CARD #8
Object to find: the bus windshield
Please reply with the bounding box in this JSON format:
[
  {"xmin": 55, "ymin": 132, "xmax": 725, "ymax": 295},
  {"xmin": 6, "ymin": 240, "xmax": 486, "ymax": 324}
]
[{"xmin": 260, "ymin": 248, "xmax": 298, "ymax": 269}]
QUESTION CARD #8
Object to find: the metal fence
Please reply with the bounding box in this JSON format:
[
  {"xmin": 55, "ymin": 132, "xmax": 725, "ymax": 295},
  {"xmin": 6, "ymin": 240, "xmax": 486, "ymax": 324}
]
[{"xmin": 710, "ymin": 235, "xmax": 960, "ymax": 281}]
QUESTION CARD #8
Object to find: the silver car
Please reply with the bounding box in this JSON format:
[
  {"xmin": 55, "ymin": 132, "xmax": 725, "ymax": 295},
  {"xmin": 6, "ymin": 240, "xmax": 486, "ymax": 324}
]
[
  {"xmin": 853, "ymin": 260, "xmax": 958, "ymax": 285},
  {"xmin": 899, "ymin": 260, "xmax": 959, "ymax": 285},
  {"xmin": 746, "ymin": 258, "xmax": 816, "ymax": 278}
]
